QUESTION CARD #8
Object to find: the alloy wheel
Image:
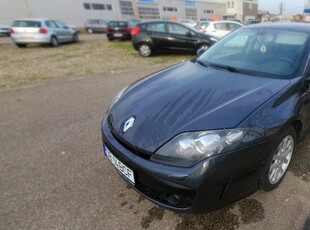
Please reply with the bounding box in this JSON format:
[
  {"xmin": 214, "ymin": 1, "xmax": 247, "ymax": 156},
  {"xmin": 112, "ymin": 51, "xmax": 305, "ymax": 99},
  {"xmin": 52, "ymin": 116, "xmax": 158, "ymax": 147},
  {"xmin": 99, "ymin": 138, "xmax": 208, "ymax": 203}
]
[{"xmin": 268, "ymin": 135, "xmax": 294, "ymax": 184}]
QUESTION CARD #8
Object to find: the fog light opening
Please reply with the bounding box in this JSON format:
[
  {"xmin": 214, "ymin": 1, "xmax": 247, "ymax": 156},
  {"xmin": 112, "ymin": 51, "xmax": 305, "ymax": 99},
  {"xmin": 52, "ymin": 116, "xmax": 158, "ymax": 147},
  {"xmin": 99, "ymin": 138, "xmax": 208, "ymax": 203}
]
[{"xmin": 166, "ymin": 194, "xmax": 183, "ymax": 205}]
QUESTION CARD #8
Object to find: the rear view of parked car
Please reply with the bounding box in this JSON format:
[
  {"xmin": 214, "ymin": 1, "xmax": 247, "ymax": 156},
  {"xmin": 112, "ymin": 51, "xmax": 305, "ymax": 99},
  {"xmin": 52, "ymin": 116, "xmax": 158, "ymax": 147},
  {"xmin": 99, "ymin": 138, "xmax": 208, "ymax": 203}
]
[
  {"xmin": 85, "ymin": 19, "xmax": 107, "ymax": 33},
  {"xmin": 106, "ymin": 21, "xmax": 132, "ymax": 41},
  {"xmin": 131, "ymin": 21, "xmax": 217, "ymax": 57},
  {"xmin": 0, "ymin": 25, "xmax": 10, "ymax": 36},
  {"xmin": 10, "ymin": 19, "xmax": 79, "ymax": 48}
]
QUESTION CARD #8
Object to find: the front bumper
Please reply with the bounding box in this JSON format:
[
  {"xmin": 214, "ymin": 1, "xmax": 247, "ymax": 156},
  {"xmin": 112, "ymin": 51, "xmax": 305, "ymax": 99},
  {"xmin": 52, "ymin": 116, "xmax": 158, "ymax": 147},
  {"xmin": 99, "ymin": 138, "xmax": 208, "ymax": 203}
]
[{"xmin": 101, "ymin": 117, "xmax": 272, "ymax": 213}]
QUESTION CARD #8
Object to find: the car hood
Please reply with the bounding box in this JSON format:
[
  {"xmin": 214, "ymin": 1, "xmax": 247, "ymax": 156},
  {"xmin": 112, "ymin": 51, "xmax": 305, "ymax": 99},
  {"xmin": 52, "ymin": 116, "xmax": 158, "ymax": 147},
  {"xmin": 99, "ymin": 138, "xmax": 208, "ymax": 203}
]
[{"xmin": 108, "ymin": 61, "xmax": 290, "ymax": 153}]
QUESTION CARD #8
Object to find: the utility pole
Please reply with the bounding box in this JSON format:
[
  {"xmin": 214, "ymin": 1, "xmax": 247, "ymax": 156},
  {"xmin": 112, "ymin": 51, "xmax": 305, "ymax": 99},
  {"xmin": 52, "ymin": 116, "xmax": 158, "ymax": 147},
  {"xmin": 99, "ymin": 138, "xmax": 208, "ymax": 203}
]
[
  {"xmin": 279, "ymin": 1, "xmax": 283, "ymax": 15},
  {"xmin": 22, "ymin": 0, "xmax": 32, "ymax": 18}
]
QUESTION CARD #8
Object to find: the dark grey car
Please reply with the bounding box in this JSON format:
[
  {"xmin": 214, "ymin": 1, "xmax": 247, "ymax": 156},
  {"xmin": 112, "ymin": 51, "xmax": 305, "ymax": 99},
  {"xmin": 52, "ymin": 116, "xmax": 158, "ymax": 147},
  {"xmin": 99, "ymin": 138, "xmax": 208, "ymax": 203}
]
[{"xmin": 85, "ymin": 19, "xmax": 107, "ymax": 33}]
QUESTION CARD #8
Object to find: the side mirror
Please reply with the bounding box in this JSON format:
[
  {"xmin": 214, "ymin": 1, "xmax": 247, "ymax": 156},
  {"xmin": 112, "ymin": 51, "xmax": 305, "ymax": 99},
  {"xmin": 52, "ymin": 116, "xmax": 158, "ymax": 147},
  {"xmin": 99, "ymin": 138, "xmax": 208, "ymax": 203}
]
[{"xmin": 197, "ymin": 48, "xmax": 206, "ymax": 57}]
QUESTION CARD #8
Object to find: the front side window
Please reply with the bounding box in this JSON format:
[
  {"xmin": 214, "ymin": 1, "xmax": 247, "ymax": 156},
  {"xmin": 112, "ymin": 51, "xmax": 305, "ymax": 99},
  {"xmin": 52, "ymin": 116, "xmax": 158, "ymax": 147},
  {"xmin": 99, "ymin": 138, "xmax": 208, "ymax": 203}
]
[{"xmin": 198, "ymin": 28, "xmax": 309, "ymax": 78}]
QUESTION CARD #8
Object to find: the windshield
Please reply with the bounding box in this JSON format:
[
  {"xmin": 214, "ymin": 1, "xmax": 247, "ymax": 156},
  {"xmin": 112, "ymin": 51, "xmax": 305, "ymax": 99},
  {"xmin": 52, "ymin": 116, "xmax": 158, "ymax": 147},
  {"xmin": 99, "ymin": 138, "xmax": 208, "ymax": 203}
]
[{"xmin": 198, "ymin": 27, "xmax": 309, "ymax": 79}]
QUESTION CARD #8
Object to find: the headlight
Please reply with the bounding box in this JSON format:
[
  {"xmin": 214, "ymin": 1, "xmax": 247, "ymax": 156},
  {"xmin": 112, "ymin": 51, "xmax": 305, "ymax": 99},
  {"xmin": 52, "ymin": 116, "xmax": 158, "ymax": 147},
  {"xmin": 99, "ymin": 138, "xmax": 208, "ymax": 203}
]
[{"xmin": 151, "ymin": 129, "xmax": 246, "ymax": 167}]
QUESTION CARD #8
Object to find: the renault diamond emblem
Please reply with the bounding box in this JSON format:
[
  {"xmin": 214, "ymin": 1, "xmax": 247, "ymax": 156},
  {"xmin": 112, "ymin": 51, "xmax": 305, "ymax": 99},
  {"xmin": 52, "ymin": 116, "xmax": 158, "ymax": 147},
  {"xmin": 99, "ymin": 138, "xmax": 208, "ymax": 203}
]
[{"xmin": 123, "ymin": 116, "xmax": 135, "ymax": 133}]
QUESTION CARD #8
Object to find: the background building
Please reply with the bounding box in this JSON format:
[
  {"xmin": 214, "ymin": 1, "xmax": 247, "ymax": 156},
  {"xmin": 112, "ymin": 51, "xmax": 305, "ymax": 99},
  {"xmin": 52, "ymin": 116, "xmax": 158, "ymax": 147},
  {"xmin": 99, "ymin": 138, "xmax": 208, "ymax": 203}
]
[{"xmin": 0, "ymin": 0, "xmax": 258, "ymax": 27}]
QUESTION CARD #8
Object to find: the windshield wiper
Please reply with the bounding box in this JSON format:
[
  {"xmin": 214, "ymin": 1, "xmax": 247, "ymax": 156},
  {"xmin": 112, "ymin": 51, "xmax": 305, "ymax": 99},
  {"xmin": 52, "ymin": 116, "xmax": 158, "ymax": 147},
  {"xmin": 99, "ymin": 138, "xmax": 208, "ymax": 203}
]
[
  {"xmin": 196, "ymin": 59, "xmax": 209, "ymax": 68},
  {"xmin": 209, "ymin": 63, "xmax": 241, "ymax": 73}
]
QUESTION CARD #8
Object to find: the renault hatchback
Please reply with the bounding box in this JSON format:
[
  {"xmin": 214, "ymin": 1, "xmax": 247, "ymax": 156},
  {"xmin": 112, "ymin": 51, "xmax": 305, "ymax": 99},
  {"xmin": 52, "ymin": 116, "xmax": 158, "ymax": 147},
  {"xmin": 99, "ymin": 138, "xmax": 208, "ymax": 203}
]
[{"xmin": 102, "ymin": 23, "xmax": 310, "ymax": 213}]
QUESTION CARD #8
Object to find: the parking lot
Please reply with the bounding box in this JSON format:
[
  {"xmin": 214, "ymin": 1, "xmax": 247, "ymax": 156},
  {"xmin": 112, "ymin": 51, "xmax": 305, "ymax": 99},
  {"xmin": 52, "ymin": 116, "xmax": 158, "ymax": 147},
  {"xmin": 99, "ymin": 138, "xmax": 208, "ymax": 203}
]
[{"xmin": 0, "ymin": 35, "xmax": 309, "ymax": 230}]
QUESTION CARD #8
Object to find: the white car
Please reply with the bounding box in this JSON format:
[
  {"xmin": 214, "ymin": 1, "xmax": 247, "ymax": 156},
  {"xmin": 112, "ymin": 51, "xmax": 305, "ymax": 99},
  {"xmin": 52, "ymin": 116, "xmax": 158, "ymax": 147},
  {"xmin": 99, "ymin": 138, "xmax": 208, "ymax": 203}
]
[
  {"xmin": 10, "ymin": 18, "xmax": 79, "ymax": 48},
  {"xmin": 200, "ymin": 21, "xmax": 243, "ymax": 39},
  {"xmin": 179, "ymin": 19, "xmax": 197, "ymax": 29}
]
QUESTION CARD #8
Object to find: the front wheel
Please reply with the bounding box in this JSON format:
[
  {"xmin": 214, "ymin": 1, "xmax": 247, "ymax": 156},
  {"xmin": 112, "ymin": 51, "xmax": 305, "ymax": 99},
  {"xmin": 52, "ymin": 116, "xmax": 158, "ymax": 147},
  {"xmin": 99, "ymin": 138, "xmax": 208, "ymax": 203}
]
[
  {"xmin": 138, "ymin": 43, "xmax": 152, "ymax": 57},
  {"xmin": 259, "ymin": 126, "xmax": 296, "ymax": 191},
  {"xmin": 87, "ymin": 28, "xmax": 93, "ymax": 34}
]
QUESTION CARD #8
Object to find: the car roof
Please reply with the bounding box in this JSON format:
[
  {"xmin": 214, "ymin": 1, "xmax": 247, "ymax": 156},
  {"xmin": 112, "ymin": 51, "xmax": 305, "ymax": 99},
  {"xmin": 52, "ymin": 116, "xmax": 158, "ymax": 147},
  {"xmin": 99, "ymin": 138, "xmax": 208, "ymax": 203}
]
[
  {"xmin": 211, "ymin": 20, "xmax": 243, "ymax": 24},
  {"xmin": 244, "ymin": 22, "xmax": 310, "ymax": 32},
  {"xmin": 14, "ymin": 18, "xmax": 54, "ymax": 21}
]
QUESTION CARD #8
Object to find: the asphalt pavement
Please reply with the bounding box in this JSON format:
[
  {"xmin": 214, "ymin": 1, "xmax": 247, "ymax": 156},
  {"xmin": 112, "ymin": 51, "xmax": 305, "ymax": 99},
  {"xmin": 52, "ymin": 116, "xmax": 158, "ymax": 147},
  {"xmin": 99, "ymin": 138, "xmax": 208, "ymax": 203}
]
[{"xmin": 0, "ymin": 65, "xmax": 309, "ymax": 230}]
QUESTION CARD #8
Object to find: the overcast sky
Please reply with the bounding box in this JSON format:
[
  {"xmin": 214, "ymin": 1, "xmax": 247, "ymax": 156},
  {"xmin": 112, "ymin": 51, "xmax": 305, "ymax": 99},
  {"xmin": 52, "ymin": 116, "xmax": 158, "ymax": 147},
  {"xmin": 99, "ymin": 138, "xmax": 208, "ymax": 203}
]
[{"xmin": 258, "ymin": 0, "xmax": 306, "ymax": 14}]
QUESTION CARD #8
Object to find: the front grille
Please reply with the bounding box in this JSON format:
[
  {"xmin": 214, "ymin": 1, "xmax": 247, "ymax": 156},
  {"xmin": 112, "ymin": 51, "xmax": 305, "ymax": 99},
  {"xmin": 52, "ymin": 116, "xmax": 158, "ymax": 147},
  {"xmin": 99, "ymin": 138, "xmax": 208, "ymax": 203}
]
[{"xmin": 135, "ymin": 183, "xmax": 195, "ymax": 209}]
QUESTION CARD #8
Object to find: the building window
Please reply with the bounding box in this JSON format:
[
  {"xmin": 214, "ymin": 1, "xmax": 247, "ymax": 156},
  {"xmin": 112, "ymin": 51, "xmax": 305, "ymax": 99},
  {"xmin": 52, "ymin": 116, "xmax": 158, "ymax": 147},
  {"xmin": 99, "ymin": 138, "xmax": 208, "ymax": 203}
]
[
  {"xmin": 163, "ymin": 7, "xmax": 177, "ymax": 12},
  {"xmin": 185, "ymin": 8, "xmax": 197, "ymax": 20},
  {"xmin": 92, "ymin": 3, "xmax": 105, "ymax": 10},
  {"xmin": 217, "ymin": 6, "xmax": 222, "ymax": 10},
  {"xmin": 227, "ymin": 2, "xmax": 230, "ymax": 8},
  {"xmin": 138, "ymin": 7, "xmax": 160, "ymax": 20},
  {"xmin": 120, "ymin": 1, "xmax": 134, "ymax": 15},
  {"xmin": 232, "ymin": 1, "xmax": 234, "ymax": 8},
  {"xmin": 204, "ymin": 10, "xmax": 214, "ymax": 14},
  {"xmin": 84, "ymin": 3, "xmax": 91, "ymax": 10},
  {"xmin": 106, "ymin": 4, "xmax": 113, "ymax": 10}
]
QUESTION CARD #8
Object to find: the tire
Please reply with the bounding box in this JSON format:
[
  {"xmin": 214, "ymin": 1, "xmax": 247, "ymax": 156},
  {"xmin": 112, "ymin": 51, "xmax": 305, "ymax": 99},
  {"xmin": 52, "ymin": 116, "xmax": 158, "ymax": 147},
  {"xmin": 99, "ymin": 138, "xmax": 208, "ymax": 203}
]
[
  {"xmin": 72, "ymin": 34, "xmax": 79, "ymax": 43},
  {"xmin": 16, "ymin": 43, "xmax": 27, "ymax": 48},
  {"xmin": 50, "ymin": 36, "xmax": 59, "ymax": 47},
  {"xmin": 108, "ymin": 37, "xmax": 113, "ymax": 41},
  {"xmin": 87, "ymin": 28, "xmax": 93, "ymax": 34},
  {"xmin": 138, "ymin": 43, "xmax": 152, "ymax": 57},
  {"xmin": 259, "ymin": 125, "xmax": 296, "ymax": 191}
]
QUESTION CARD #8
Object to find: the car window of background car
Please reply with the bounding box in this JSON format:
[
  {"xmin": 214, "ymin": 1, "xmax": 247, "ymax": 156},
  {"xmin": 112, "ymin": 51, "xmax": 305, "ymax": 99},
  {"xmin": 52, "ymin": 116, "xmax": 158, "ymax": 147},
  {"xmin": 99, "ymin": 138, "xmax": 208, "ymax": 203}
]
[
  {"xmin": 109, "ymin": 21, "xmax": 127, "ymax": 27},
  {"xmin": 227, "ymin": 23, "xmax": 241, "ymax": 31},
  {"xmin": 89, "ymin": 19, "xmax": 99, "ymax": 24},
  {"xmin": 12, "ymin": 20, "xmax": 41, "ymax": 27},
  {"xmin": 168, "ymin": 23, "xmax": 189, "ymax": 35},
  {"xmin": 214, "ymin": 23, "xmax": 227, "ymax": 31},
  {"xmin": 55, "ymin": 21, "xmax": 66, "ymax": 29},
  {"xmin": 146, "ymin": 23, "xmax": 165, "ymax": 33},
  {"xmin": 46, "ymin": 20, "xmax": 57, "ymax": 28}
]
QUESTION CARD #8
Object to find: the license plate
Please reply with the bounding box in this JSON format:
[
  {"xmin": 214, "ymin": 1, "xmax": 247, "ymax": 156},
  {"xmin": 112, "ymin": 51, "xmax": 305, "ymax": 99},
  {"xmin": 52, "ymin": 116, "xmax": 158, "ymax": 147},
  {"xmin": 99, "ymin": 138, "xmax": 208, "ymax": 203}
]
[
  {"xmin": 104, "ymin": 146, "xmax": 135, "ymax": 184},
  {"xmin": 114, "ymin": 33, "xmax": 123, "ymax": 37}
]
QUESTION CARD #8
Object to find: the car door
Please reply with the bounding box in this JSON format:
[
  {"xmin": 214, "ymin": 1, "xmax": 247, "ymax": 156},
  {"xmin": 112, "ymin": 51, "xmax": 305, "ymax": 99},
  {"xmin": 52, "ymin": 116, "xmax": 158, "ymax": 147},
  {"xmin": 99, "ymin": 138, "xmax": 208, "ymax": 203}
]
[
  {"xmin": 300, "ymin": 64, "xmax": 310, "ymax": 132},
  {"xmin": 144, "ymin": 22, "xmax": 167, "ymax": 49},
  {"xmin": 45, "ymin": 20, "xmax": 59, "ymax": 40},
  {"xmin": 166, "ymin": 23, "xmax": 199, "ymax": 50},
  {"xmin": 55, "ymin": 21, "xmax": 71, "ymax": 42}
]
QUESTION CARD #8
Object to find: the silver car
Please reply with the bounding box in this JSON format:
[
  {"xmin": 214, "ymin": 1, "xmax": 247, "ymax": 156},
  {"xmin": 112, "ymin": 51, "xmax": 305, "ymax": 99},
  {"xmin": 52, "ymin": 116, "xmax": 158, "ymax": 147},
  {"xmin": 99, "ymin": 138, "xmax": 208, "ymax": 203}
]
[{"xmin": 10, "ymin": 18, "xmax": 79, "ymax": 48}]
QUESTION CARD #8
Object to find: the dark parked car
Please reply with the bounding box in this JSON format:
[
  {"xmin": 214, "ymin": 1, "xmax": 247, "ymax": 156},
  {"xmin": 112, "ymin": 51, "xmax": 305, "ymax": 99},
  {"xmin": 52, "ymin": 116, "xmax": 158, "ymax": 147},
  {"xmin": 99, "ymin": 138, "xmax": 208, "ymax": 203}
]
[
  {"xmin": 85, "ymin": 19, "xmax": 107, "ymax": 33},
  {"xmin": 131, "ymin": 21, "xmax": 218, "ymax": 57},
  {"xmin": 106, "ymin": 21, "xmax": 132, "ymax": 41},
  {"xmin": 246, "ymin": 19, "xmax": 260, "ymax": 25},
  {"xmin": 0, "ymin": 25, "xmax": 10, "ymax": 36},
  {"xmin": 102, "ymin": 23, "xmax": 310, "ymax": 213}
]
